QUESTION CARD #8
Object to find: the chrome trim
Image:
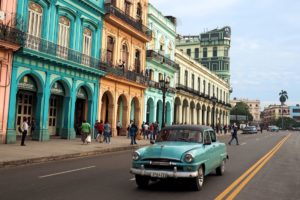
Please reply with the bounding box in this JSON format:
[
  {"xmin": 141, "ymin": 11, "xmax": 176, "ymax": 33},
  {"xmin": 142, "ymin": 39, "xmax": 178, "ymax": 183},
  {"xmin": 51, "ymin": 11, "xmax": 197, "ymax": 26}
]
[{"xmin": 130, "ymin": 168, "xmax": 198, "ymax": 178}]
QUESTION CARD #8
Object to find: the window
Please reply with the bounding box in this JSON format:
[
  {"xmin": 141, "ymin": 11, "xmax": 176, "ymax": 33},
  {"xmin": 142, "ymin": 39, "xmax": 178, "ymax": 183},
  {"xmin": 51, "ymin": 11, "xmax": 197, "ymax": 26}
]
[
  {"xmin": 149, "ymin": 69, "xmax": 154, "ymax": 81},
  {"xmin": 106, "ymin": 36, "xmax": 114, "ymax": 64},
  {"xmin": 212, "ymin": 63, "xmax": 218, "ymax": 71},
  {"xmin": 134, "ymin": 50, "xmax": 141, "ymax": 73},
  {"xmin": 195, "ymin": 48, "xmax": 199, "ymax": 59},
  {"xmin": 124, "ymin": 0, "xmax": 131, "ymax": 15},
  {"xmin": 159, "ymin": 73, "xmax": 163, "ymax": 81},
  {"xmin": 209, "ymin": 130, "xmax": 217, "ymax": 142},
  {"xmin": 57, "ymin": 16, "xmax": 70, "ymax": 58},
  {"xmin": 192, "ymin": 74, "xmax": 195, "ymax": 89},
  {"xmin": 203, "ymin": 80, "xmax": 206, "ymax": 94},
  {"xmin": 82, "ymin": 28, "xmax": 92, "ymax": 56},
  {"xmin": 198, "ymin": 77, "xmax": 200, "ymax": 92},
  {"xmin": 159, "ymin": 37, "xmax": 165, "ymax": 54},
  {"xmin": 136, "ymin": 3, "xmax": 142, "ymax": 22},
  {"xmin": 213, "ymin": 47, "xmax": 218, "ymax": 57},
  {"xmin": 28, "ymin": 2, "xmax": 43, "ymax": 37},
  {"xmin": 187, "ymin": 49, "xmax": 191, "ymax": 57},
  {"xmin": 208, "ymin": 83, "xmax": 211, "ymax": 96},
  {"xmin": 185, "ymin": 70, "xmax": 188, "ymax": 87},
  {"xmin": 203, "ymin": 48, "xmax": 207, "ymax": 58},
  {"xmin": 224, "ymin": 47, "xmax": 228, "ymax": 57},
  {"xmin": 121, "ymin": 43, "xmax": 129, "ymax": 68}
]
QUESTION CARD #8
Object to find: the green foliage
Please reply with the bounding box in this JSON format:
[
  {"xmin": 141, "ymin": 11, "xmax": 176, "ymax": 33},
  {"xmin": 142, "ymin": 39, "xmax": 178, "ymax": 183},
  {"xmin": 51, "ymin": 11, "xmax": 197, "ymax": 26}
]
[
  {"xmin": 275, "ymin": 117, "xmax": 297, "ymax": 129},
  {"xmin": 279, "ymin": 90, "xmax": 288, "ymax": 104},
  {"xmin": 230, "ymin": 102, "xmax": 253, "ymax": 122}
]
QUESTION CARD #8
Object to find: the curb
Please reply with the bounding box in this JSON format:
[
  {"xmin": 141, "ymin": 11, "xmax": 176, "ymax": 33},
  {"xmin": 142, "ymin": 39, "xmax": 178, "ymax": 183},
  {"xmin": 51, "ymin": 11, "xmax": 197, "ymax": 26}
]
[{"xmin": 0, "ymin": 144, "xmax": 148, "ymax": 169}]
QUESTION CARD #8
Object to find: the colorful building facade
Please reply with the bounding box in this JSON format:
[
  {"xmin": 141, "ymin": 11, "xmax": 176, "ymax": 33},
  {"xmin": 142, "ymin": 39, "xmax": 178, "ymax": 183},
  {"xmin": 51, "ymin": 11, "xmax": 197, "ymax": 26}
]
[
  {"xmin": 0, "ymin": 0, "xmax": 24, "ymax": 143},
  {"xmin": 6, "ymin": 0, "xmax": 106, "ymax": 143},
  {"xmin": 289, "ymin": 105, "xmax": 300, "ymax": 122},
  {"xmin": 99, "ymin": 0, "xmax": 152, "ymax": 136},
  {"xmin": 144, "ymin": 4, "xmax": 178, "ymax": 127},
  {"xmin": 174, "ymin": 49, "xmax": 231, "ymax": 127}
]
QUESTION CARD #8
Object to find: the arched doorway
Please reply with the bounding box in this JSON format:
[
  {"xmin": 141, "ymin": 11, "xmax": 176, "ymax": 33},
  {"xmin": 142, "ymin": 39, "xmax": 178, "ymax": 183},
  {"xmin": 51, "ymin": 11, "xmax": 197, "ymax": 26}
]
[
  {"xmin": 196, "ymin": 103, "xmax": 201, "ymax": 124},
  {"xmin": 101, "ymin": 91, "xmax": 114, "ymax": 125},
  {"xmin": 49, "ymin": 81, "xmax": 68, "ymax": 136},
  {"xmin": 146, "ymin": 98, "xmax": 154, "ymax": 124},
  {"xmin": 182, "ymin": 99, "xmax": 188, "ymax": 124},
  {"xmin": 15, "ymin": 75, "xmax": 38, "ymax": 136},
  {"xmin": 75, "ymin": 86, "xmax": 89, "ymax": 135},
  {"xmin": 130, "ymin": 97, "xmax": 140, "ymax": 125},
  {"xmin": 190, "ymin": 101, "xmax": 195, "ymax": 124},
  {"xmin": 173, "ymin": 97, "xmax": 181, "ymax": 124},
  {"xmin": 202, "ymin": 105, "xmax": 206, "ymax": 125},
  {"xmin": 117, "ymin": 95, "xmax": 128, "ymax": 136},
  {"xmin": 207, "ymin": 106, "xmax": 211, "ymax": 126},
  {"xmin": 156, "ymin": 100, "xmax": 163, "ymax": 125},
  {"xmin": 166, "ymin": 101, "xmax": 171, "ymax": 126}
]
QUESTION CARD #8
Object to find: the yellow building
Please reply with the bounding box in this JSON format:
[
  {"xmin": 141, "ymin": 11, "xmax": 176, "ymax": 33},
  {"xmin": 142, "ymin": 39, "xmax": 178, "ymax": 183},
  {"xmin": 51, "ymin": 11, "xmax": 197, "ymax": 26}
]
[{"xmin": 99, "ymin": 0, "xmax": 152, "ymax": 136}]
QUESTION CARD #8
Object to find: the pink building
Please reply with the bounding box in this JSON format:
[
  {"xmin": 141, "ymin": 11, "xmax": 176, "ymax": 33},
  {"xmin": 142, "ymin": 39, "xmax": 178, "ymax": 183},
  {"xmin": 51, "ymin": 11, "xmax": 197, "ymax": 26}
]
[{"xmin": 0, "ymin": 0, "xmax": 22, "ymax": 143}]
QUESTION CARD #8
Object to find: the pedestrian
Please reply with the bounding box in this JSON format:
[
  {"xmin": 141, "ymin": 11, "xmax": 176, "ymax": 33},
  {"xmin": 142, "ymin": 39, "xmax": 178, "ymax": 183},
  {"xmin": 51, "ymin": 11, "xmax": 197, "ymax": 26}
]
[
  {"xmin": 116, "ymin": 120, "xmax": 122, "ymax": 136},
  {"xmin": 94, "ymin": 120, "xmax": 100, "ymax": 140},
  {"xmin": 141, "ymin": 121, "xmax": 145, "ymax": 137},
  {"xmin": 143, "ymin": 122, "xmax": 149, "ymax": 139},
  {"xmin": 97, "ymin": 120, "xmax": 104, "ymax": 143},
  {"xmin": 20, "ymin": 117, "xmax": 29, "ymax": 146},
  {"xmin": 149, "ymin": 123, "xmax": 154, "ymax": 140},
  {"xmin": 104, "ymin": 121, "xmax": 111, "ymax": 144},
  {"xmin": 30, "ymin": 118, "xmax": 35, "ymax": 136},
  {"xmin": 224, "ymin": 125, "xmax": 227, "ymax": 134},
  {"xmin": 81, "ymin": 119, "xmax": 91, "ymax": 144},
  {"xmin": 129, "ymin": 122, "xmax": 138, "ymax": 145},
  {"xmin": 260, "ymin": 126, "xmax": 263, "ymax": 134},
  {"xmin": 127, "ymin": 121, "xmax": 132, "ymax": 138},
  {"xmin": 228, "ymin": 123, "xmax": 239, "ymax": 145}
]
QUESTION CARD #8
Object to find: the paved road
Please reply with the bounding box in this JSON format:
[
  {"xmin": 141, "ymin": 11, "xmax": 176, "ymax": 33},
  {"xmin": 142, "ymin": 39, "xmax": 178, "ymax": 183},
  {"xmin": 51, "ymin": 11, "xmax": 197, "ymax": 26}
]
[{"xmin": 0, "ymin": 131, "xmax": 299, "ymax": 200}]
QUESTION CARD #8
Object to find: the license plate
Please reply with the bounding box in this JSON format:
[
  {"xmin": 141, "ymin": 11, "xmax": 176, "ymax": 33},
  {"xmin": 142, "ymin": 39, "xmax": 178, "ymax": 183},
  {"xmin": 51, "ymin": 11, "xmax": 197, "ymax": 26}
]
[{"xmin": 150, "ymin": 172, "xmax": 167, "ymax": 178}]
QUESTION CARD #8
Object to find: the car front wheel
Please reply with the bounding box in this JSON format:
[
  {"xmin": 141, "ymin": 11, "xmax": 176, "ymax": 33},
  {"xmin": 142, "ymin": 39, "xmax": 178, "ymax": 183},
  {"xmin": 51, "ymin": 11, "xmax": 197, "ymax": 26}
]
[
  {"xmin": 216, "ymin": 160, "xmax": 225, "ymax": 176},
  {"xmin": 191, "ymin": 166, "xmax": 204, "ymax": 191},
  {"xmin": 135, "ymin": 175, "xmax": 150, "ymax": 189}
]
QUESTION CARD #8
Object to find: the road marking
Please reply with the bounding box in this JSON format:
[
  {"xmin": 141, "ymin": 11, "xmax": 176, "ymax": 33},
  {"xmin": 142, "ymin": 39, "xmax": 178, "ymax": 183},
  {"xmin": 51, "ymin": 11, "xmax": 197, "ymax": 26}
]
[
  {"xmin": 130, "ymin": 177, "xmax": 135, "ymax": 181},
  {"xmin": 215, "ymin": 134, "xmax": 290, "ymax": 200},
  {"xmin": 39, "ymin": 166, "xmax": 96, "ymax": 179}
]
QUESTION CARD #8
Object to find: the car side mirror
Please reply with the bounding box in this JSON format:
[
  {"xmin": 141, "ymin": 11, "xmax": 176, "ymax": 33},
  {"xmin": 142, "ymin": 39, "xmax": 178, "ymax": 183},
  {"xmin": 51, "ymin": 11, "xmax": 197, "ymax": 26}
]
[{"xmin": 150, "ymin": 140, "xmax": 155, "ymax": 145}]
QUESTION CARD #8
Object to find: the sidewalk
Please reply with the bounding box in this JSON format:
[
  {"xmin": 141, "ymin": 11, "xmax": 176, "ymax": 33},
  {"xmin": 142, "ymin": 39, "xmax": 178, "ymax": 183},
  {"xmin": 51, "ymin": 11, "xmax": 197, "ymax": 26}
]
[{"xmin": 0, "ymin": 136, "xmax": 150, "ymax": 168}]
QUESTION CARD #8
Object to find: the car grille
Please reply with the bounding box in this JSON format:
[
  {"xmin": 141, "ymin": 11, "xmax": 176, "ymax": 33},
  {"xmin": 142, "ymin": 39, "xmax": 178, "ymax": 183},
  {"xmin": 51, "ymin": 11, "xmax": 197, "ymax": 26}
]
[
  {"xmin": 141, "ymin": 158, "xmax": 183, "ymax": 171},
  {"xmin": 144, "ymin": 164, "xmax": 183, "ymax": 171}
]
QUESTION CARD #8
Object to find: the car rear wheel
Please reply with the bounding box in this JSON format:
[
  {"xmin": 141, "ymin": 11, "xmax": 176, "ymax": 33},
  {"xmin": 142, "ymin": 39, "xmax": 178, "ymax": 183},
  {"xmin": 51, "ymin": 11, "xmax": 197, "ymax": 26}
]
[
  {"xmin": 191, "ymin": 166, "xmax": 204, "ymax": 191},
  {"xmin": 216, "ymin": 160, "xmax": 225, "ymax": 176},
  {"xmin": 135, "ymin": 175, "xmax": 150, "ymax": 189}
]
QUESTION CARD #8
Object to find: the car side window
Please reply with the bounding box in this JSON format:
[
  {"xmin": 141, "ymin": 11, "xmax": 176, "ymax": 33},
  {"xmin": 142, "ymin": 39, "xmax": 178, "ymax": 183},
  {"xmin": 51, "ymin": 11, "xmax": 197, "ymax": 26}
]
[
  {"xmin": 203, "ymin": 131, "xmax": 211, "ymax": 144},
  {"xmin": 209, "ymin": 130, "xmax": 217, "ymax": 142}
]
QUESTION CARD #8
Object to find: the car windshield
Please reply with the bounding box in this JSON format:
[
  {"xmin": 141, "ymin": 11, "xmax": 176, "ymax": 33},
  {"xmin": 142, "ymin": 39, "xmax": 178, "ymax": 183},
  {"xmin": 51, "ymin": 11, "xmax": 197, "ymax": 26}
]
[{"xmin": 156, "ymin": 129, "xmax": 203, "ymax": 143}]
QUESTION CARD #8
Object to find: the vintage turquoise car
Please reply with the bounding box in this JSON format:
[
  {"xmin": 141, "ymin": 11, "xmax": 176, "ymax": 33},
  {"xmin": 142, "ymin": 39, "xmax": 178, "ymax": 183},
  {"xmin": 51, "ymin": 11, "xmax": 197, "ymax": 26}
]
[{"xmin": 130, "ymin": 125, "xmax": 228, "ymax": 191}]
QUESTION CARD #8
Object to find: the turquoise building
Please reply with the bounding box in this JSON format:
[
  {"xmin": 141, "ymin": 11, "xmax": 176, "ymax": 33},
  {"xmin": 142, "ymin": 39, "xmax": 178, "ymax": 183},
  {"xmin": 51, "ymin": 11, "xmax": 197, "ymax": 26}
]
[
  {"xmin": 144, "ymin": 4, "xmax": 178, "ymax": 126},
  {"xmin": 7, "ymin": 0, "xmax": 106, "ymax": 143}
]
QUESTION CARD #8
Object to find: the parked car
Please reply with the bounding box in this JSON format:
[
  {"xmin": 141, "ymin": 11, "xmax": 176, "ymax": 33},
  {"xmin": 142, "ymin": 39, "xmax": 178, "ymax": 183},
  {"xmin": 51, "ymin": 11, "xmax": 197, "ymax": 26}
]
[
  {"xmin": 267, "ymin": 125, "xmax": 279, "ymax": 132},
  {"xmin": 242, "ymin": 126, "xmax": 258, "ymax": 134},
  {"xmin": 130, "ymin": 125, "xmax": 228, "ymax": 191}
]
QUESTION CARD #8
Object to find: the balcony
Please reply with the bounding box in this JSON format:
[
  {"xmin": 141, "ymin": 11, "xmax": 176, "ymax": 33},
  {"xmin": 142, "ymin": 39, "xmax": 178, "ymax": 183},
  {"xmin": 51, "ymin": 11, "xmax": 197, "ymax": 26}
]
[
  {"xmin": 105, "ymin": 3, "xmax": 152, "ymax": 42},
  {"xmin": 146, "ymin": 50, "xmax": 179, "ymax": 70},
  {"xmin": 23, "ymin": 34, "xmax": 104, "ymax": 74},
  {"xmin": 0, "ymin": 23, "xmax": 25, "ymax": 47},
  {"xmin": 146, "ymin": 80, "xmax": 176, "ymax": 93}
]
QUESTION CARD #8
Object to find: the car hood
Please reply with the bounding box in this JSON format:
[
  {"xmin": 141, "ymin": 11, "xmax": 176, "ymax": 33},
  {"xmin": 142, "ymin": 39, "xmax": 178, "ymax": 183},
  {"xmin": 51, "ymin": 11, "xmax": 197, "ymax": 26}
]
[{"xmin": 140, "ymin": 142, "xmax": 202, "ymax": 160}]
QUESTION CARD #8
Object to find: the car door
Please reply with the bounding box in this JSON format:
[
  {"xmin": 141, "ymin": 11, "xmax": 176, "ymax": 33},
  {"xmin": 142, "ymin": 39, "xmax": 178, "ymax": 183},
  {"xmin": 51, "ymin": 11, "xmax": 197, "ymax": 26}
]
[
  {"xmin": 209, "ymin": 130, "xmax": 220, "ymax": 169},
  {"xmin": 203, "ymin": 130, "xmax": 215, "ymax": 174}
]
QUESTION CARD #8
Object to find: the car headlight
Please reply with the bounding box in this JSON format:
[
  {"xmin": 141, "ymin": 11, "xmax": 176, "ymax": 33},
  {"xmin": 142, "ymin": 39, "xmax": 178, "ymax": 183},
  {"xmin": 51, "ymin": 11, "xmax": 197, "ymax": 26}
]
[
  {"xmin": 132, "ymin": 151, "xmax": 140, "ymax": 161},
  {"xmin": 184, "ymin": 154, "xmax": 194, "ymax": 163}
]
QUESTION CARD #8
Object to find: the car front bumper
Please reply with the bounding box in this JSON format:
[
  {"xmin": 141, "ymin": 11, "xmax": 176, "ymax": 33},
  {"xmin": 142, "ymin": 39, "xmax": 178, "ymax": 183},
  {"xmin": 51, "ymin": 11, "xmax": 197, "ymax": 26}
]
[{"xmin": 130, "ymin": 167, "xmax": 198, "ymax": 178}]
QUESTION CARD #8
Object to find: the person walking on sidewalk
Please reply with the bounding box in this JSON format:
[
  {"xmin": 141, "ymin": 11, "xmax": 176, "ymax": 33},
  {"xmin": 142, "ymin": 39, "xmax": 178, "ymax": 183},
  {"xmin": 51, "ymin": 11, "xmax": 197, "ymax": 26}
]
[
  {"xmin": 94, "ymin": 120, "xmax": 100, "ymax": 140},
  {"xmin": 97, "ymin": 120, "xmax": 104, "ymax": 143},
  {"xmin": 104, "ymin": 121, "xmax": 111, "ymax": 144},
  {"xmin": 81, "ymin": 120, "xmax": 91, "ymax": 144},
  {"xmin": 129, "ymin": 122, "xmax": 138, "ymax": 145},
  {"xmin": 20, "ymin": 117, "xmax": 29, "ymax": 146},
  {"xmin": 117, "ymin": 121, "xmax": 122, "ymax": 136},
  {"xmin": 228, "ymin": 123, "xmax": 239, "ymax": 145}
]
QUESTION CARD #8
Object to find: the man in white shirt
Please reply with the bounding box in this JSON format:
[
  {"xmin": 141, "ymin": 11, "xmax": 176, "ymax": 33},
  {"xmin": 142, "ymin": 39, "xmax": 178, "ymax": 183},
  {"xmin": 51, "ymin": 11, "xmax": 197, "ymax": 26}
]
[
  {"xmin": 143, "ymin": 123, "xmax": 149, "ymax": 139},
  {"xmin": 21, "ymin": 117, "xmax": 29, "ymax": 146}
]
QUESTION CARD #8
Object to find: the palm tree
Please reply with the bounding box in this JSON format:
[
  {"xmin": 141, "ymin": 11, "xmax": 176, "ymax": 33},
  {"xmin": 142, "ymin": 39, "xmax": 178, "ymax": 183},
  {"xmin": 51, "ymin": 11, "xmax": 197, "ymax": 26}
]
[{"xmin": 279, "ymin": 90, "xmax": 288, "ymax": 129}]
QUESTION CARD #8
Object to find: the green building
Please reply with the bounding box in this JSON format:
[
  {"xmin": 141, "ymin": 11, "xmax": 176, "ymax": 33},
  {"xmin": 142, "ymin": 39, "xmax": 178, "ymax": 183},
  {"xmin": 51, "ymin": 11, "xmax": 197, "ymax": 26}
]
[{"xmin": 176, "ymin": 26, "xmax": 231, "ymax": 84}]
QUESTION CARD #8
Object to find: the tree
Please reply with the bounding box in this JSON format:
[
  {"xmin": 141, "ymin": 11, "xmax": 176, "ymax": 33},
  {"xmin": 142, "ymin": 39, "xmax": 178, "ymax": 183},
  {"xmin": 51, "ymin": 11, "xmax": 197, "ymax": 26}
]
[
  {"xmin": 230, "ymin": 102, "xmax": 253, "ymax": 123},
  {"xmin": 275, "ymin": 117, "xmax": 296, "ymax": 129},
  {"xmin": 279, "ymin": 90, "xmax": 288, "ymax": 128}
]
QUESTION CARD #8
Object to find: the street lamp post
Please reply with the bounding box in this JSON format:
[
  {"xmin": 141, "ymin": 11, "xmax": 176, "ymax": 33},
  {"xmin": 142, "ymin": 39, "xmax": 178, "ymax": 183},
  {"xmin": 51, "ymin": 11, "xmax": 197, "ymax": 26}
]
[
  {"xmin": 211, "ymin": 93, "xmax": 217, "ymax": 130},
  {"xmin": 159, "ymin": 74, "xmax": 170, "ymax": 128}
]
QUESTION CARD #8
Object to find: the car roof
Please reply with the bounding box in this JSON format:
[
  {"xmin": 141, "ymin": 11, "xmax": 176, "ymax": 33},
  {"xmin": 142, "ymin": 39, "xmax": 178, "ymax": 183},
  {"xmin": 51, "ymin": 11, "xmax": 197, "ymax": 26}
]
[{"xmin": 162, "ymin": 125, "xmax": 213, "ymax": 132}]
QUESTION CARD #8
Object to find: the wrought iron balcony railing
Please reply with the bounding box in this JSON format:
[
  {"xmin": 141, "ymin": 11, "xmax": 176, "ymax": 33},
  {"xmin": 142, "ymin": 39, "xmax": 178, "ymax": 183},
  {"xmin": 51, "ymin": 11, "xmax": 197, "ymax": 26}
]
[
  {"xmin": 0, "ymin": 23, "xmax": 25, "ymax": 46},
  {"xmin": 147, "ymin": 80, "xmax": 176, "ymax": 93},
  {"xmin": 146, "ymin": 50, "xmax": 179, "ymax": 70},
  {"xmin": 105, "ymin": 3, "xmax": 152, "ymax": 38}
]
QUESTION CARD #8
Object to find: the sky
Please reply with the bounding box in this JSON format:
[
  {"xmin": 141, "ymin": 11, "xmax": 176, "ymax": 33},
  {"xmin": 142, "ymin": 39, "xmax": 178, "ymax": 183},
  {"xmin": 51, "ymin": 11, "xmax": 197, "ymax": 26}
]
[{"xmin": 150, "ymin": 0, "xmax": 300, "ymax": 109}]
